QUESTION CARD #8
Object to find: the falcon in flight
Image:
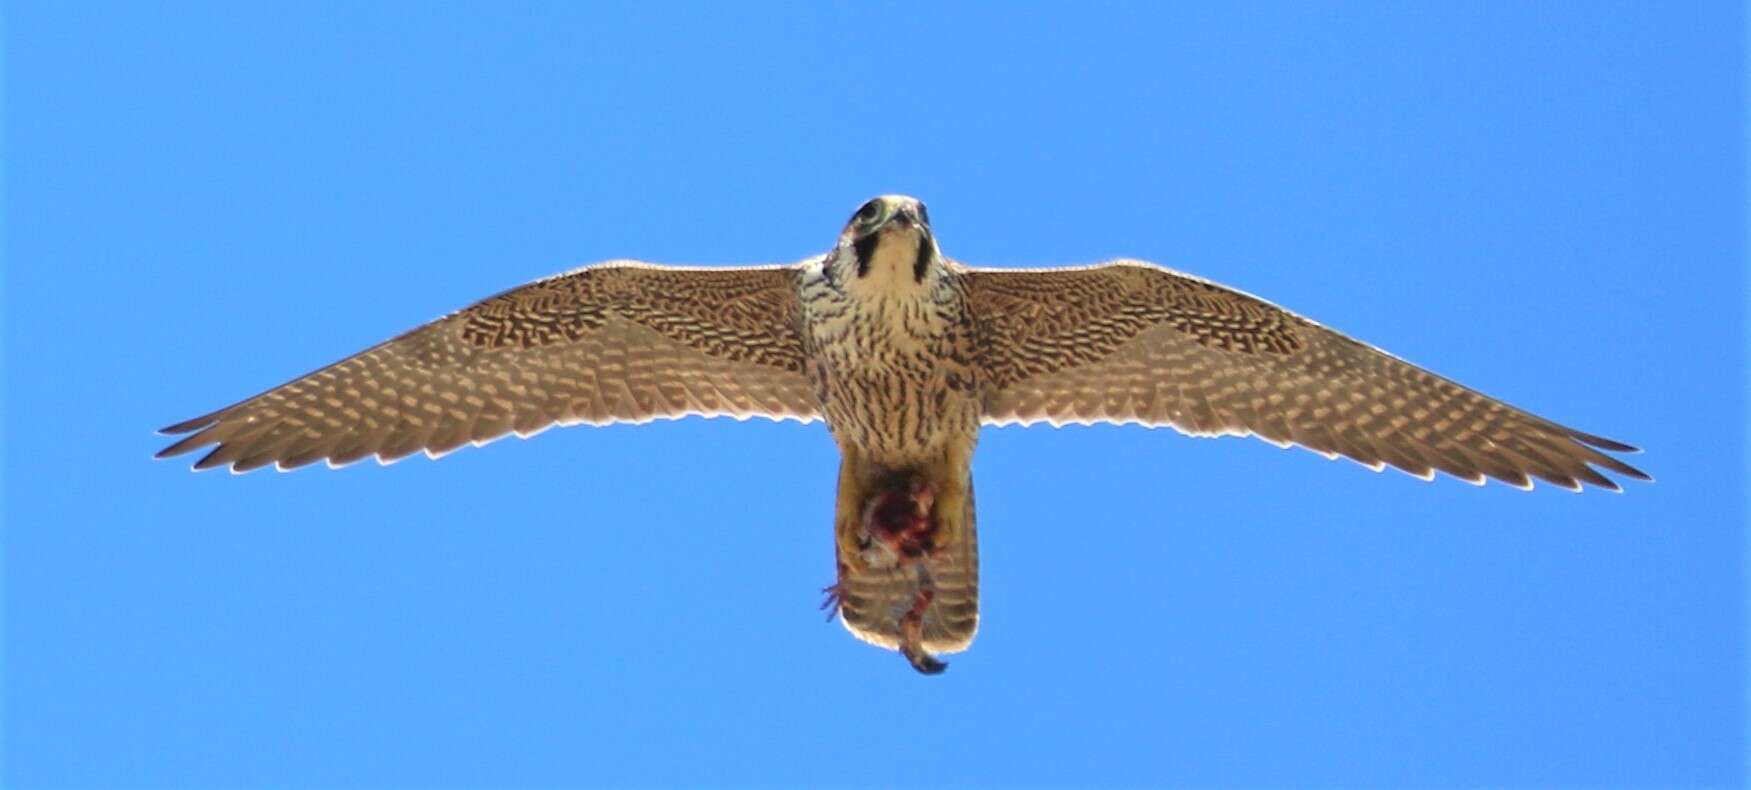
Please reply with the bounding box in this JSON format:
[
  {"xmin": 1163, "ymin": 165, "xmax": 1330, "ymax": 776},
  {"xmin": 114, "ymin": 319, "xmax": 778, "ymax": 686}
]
[{"xmin": 158, "ymin": 195, "xmax": 1649, "ymax": 673}]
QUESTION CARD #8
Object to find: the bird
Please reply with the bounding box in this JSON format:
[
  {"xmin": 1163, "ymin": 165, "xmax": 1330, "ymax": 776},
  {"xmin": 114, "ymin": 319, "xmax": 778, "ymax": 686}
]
[{"xmin": 156, "ymin": 194, "xmax": 1650, "ymax": 674}]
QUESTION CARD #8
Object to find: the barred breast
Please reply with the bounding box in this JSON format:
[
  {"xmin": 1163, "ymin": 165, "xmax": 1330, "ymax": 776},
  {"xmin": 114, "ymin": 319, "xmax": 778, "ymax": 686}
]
[{"xmin": 799, "ymin": 258, "xmax": 980, "ymax": 466}]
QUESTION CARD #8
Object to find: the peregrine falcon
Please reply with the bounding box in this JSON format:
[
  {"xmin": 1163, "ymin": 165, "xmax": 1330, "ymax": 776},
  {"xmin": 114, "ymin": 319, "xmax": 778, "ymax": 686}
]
[{"xmin": 157, "ymin": 194, "xmax": 1649, "ymax": 674}]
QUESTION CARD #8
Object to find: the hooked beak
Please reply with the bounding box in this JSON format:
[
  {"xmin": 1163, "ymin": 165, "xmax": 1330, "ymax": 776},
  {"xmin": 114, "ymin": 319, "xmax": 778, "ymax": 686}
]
[
  {"xmin": 887, "ymin": 205, "xmax": 918, "ymax": 229},
  {"xmin": 866, "ymin": 203, "xmax": 924, "ymax": 237},
  {"xmin": 848, "ymin": 200, "xmax": 937, "ymax": 282}
]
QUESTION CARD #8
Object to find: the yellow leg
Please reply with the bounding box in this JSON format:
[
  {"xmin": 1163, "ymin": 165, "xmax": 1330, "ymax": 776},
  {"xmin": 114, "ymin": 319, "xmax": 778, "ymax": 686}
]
[
  {"xmin": 833, "ymin": 447, "xmax": 878, "ymax": 565},
  {"xmin": 918, "ymin": 440, "xmax": 973, "ymax": 556}
]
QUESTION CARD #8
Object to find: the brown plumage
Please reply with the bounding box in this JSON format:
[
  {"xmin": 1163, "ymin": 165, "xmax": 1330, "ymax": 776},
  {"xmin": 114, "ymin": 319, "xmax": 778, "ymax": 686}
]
[
  {"xmin": 966, "ymin": 262, "xmax": 1647, "ymax": 491},
  {"xmin": 157, "ymin": 263, "xmax": 819, "ymax": 472},
  {"xmin": 159, "ymin": 195, "xmax": 1648, "ymax": 673}
]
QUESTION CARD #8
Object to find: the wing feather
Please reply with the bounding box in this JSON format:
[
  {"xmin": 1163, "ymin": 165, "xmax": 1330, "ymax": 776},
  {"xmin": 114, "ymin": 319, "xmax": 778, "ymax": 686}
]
[
  {"xmin": 964, "ymin": 260, "xmax": 1648, "ymax": 491},
  {"xmin": 158, "ymin": 260, "xmax": 820, "ymax": 472}
]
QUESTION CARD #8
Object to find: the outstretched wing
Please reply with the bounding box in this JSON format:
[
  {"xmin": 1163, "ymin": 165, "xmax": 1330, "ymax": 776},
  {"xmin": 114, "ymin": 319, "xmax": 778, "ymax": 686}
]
[
  {"xmin": 963, "ymin": 259, "xmax": 1649, "ymax": 491},
  {"xmin": 158, "ymin": 260, "xmax": 820, "ymax": 472}
]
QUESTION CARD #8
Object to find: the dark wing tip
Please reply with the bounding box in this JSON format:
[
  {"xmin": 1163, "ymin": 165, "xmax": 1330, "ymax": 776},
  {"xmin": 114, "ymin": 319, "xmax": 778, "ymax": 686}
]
[
  {"xmin": 159, "ymin": 412, "xmax": 220, "ymax": 435},
  {"xmin": 155, "ymin": 428, "xmax": 219, "ymax": 459},
  {"xmin": 1572, "ymin": 430, "xmax": 1641, "ymax": 454},
  {"xmin": 1556, "ymin": 427, "xmax": 1650, "ymax": 486},
  {"xmin": 1613, "ymin": 460, "xmax": 1653, "ymax": 483},
  {"xmin": 1586, "ymin": 437, "xmax": 1641, "ymax": 454},
  {"xmin": 1579, "ymin": 441, "xmax": 1652, "ymax": 484},
  {"xmin": 191, "ymin": 450, "xmax": 231, "ymax": 471}
]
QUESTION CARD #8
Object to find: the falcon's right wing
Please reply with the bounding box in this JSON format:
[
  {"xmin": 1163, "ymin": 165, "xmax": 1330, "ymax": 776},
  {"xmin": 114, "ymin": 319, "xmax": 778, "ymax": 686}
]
[{"xmin": 158, "ymin": 260, "xmax": 821, "ymax": 473}]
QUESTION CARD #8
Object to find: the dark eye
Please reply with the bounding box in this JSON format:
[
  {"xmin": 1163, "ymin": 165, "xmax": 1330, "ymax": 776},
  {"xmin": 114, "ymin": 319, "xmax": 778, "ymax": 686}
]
[
  {"xmin": 917, "ymin": 203, "xmax": 930, "ymax": 226},
  {"xmin": 854, "ymin": 200, "xmax": 883, "ymax": 225}
]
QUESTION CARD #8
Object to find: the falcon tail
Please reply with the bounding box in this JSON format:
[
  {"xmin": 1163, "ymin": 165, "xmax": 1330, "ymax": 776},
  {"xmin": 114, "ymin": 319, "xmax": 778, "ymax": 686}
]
[{"xmin": 825, "ymin": 462, "xmax": 980, "ymax": 672}]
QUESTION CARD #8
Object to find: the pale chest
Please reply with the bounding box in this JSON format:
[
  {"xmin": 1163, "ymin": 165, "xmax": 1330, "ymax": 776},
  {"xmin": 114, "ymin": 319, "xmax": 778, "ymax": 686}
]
[{"xmin": 800, "ymin": 276, "xmax": 981, "ymax": 464}]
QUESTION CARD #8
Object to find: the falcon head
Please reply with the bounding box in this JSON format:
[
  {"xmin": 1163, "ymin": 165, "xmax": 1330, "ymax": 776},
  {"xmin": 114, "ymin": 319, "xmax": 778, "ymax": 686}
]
[{"xmin": 834, "ymin": 195, "xmax": 941, "ymax": 291}]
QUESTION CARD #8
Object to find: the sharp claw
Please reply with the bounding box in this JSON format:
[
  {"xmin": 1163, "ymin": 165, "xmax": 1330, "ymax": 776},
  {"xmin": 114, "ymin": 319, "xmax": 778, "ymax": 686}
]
[
  {"xmin": 903, "ymin": 647, "xmax": 948, "ymax": 675},
  {"xmin": 821, "ymin": 560, "xmax": 849, "ymax": 621},
  {"xmin": 897, "ymin": 572, "xmax": 945, "ymax": 675},
  {"xmin": 819, "ymin": 584, "xmax": 843, "ymax": 621}
]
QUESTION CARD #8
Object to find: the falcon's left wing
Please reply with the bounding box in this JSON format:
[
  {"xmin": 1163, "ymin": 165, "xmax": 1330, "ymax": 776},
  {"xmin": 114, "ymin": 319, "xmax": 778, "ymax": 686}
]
[{"xmin": 963, "ymin": 260, "xmax": 1649, "ymax": 491}]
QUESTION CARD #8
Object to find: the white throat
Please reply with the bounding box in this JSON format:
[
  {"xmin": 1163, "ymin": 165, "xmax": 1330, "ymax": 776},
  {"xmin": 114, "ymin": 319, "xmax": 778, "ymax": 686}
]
[{"xmin": 851, "ymin": 229, "xmax": 932, "ymax": 297}]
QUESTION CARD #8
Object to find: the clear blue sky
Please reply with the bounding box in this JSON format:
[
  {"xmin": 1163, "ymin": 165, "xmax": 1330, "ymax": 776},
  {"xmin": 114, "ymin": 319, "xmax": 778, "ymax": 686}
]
[{"xmin": 5, "ymin": 3, "xmax": 1744, "ymax": 787}]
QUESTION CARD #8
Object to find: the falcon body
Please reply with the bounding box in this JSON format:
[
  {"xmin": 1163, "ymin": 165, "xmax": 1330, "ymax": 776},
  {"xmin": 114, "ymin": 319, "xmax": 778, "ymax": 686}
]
[
  {"xmin": 158, "ymin": 195, "xmax": 1649, "ymax": 674},
  {"xmin": 800, "ymin": 198, "xmax": 982, "ymax": 672}
]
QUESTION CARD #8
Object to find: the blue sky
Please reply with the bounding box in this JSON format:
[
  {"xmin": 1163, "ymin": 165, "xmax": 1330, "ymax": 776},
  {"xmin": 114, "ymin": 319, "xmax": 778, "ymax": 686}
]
[{"xmin": 4, "ymin": 3, "xmax": 1744, "ymax": 787}]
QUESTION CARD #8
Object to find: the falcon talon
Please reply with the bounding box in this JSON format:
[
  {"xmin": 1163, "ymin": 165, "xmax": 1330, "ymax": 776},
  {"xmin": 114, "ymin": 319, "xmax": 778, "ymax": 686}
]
[
  {"xmin": 904, "ymin": 648, "xmax": 948, "ymax": 676},
  {"xmin": 157, "ymin": 193, "xmax": 1650, "ymax": 673},
  {"xmin": 898, "ymin": 584, "xmax": 947, "ymax": 675},
  {"xmin": 819, "ymin": 561, "xmax": 851, "ymax": 621},
  {"xmin": 819, "ymin": 584, "xmax": 843, "ymax": 621}
]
